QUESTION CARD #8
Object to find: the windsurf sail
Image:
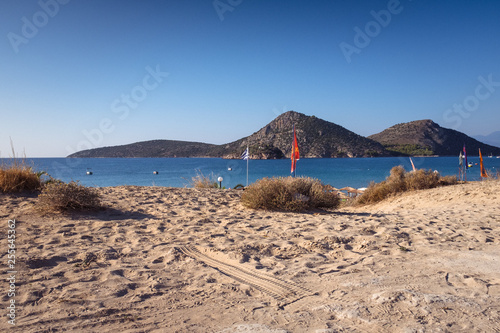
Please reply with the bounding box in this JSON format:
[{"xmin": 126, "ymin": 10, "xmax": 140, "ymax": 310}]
[{"xmin": 409, "ymin": 157, "xmax": 416, "ymax": 172}]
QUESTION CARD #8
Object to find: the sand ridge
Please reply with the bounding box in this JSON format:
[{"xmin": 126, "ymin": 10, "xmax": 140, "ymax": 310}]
[{"xmin": 1, "ymin": 180, "xmax": 499, "ymax": 332}]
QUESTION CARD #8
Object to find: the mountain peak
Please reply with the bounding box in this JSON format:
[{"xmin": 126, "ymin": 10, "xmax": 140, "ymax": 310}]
[
  {"xmin": 413, "ymin": 119, "xmax": 438, "ymax": 127},
  {"xmin": 70, "ymin": 115, "xmax": 499, "ymax": 159},
  {"xmin": 222, "ymin": 112, "xmax": 388, "ymax": 158},
  {"xmin": 274, "ymin": 110, "xmax": 307, "ymax": 120},
  {"xmin": 263, "ymin": 111, "xmax": 307, "ymax": 132},
  {"xmin": 369, "ymin": 119, "xmax": 500, "ymax": 156}
]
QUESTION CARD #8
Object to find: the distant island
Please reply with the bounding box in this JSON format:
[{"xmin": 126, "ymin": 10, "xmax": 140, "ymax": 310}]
[
  {"xmin": 68, "ymin": 111, "xmax": 500, "ymax": 159},
  {"xmin": 368, "ymin": 119, "xmax": 500, "ymax": 156}
]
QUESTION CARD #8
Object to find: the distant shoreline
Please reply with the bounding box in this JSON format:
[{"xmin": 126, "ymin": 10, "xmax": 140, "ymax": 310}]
[{"xmin": 1, "ymin": 155, "xmax": 494, "ymax": 159}]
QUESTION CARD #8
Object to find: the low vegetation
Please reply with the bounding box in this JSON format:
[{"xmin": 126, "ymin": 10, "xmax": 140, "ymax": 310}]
[
  {"xmin": 36, "ymin": 181, "xmax": 102, "ymax": 214},
  {"xmin": 241, "ymin": 176, "xmax": 340, "ymax": 212},
  {"xmin": 383, "ymin": 144, "xmax": 434, "ymax": 156},
  {"xmin": 0, "ymin": 159, "xmax": 44, "ymax": 193},
  {"xmin": 1, "ymin": 155, "xmax": 102, "ymax": 214},
  {"xmin": 483, "ymin": 169, "xmax": 500, "ymax": 180},
  {"xmin": 190, "ymin": 170, "xmax": 219, "ymax": 189},
  {"xmin": 355, "ymin": 165, "xmax": 457, "ymax": 205}
]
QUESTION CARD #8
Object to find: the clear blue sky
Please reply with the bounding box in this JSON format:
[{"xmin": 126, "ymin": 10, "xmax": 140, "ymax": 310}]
[{"xmin": 1, "ymin": 0, "xmax": 499, "ymax": 157}]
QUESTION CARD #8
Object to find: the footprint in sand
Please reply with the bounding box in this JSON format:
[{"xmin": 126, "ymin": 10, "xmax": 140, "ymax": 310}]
[
  {"xmin": 114, "ymin": 283, "xmax": 138, "ymax": 297},
  {"xmin": 446, "ymin": 272, "xmax": 489, "ymax": 294}
]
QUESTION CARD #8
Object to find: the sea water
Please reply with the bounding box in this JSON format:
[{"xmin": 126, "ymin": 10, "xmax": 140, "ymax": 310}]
[{"xmin": 2, "ymin": 156, "xmax": 498, "ymax": 189}]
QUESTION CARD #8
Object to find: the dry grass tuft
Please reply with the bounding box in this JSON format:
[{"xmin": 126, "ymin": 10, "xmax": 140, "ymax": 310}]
[
  {"xmin": 36, "ymin": 181, "xmax": 102, "ymax": 214},
  {"xmin": 190, "ymin": 170, "xmax": 219, "ymax": 189},
  {"xmin": 0, "ymin": 160, "xmax": 43, "ymax": 193},
  {"xmin": 241, "ymin": 176, "xmax": 340, "ymax": 212},
  {"xmin": 355, "ymin": 165, "xmax": 458, "ymax": 205},
  {"xmin": 485, "ymin": 169, "xmax": 500, "ymax": 179}
]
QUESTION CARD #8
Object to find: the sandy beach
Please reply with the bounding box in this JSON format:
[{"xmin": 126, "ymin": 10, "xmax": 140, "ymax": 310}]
[{"xmin": 1, "ymin": 180, "xmax": 499, "ymax": 332}]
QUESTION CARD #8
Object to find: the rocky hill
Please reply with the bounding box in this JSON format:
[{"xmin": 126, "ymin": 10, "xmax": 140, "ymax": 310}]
[
  {"xmin": 221, "ymin": 111, "xmax": 388, "ymax": 158},
  {"xmin": 67, "ymin": 140, "xmax": 226, "ymax": 158},
  {"xmin": 368, "ymin": 119, "xmax": 500, "ymax": 156},
  {"xmin": 68, "ymin": 111, "xmax": 389, "ymax": 159},
  {"xmin": 69, "ymin": 114, "xmax": 498, "ymax": 159}
]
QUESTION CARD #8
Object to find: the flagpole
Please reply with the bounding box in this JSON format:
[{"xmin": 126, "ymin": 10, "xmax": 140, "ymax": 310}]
[
  {"xmin": 463, "ymin": 144, "xmax": 467, "ymax": 182},
  {"xmin": 480, "ymin": 148, "xmax": 483, "ymax": 180},
  {"xmin": 246, "ymin": 145, "xmax": 249, "ymax": 186},
  {"xmin": 459, "ymin": 151, "xmax": 463, "ymax": 181},
  {"xmin": 292, "ymin": 124, "xmax": 295, "ymax": 178}
]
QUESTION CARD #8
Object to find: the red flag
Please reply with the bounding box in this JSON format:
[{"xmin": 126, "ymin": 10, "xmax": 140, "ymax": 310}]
[{"xmin": 291, "ymin": 125, "xmax": 300, "ymax": 174}]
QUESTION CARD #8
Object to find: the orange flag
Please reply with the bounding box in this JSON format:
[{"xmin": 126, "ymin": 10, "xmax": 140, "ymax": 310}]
[
  {"xmin": 291, "ymin": 125, "xmax": 300, "ymax": 174},
  {"xmin": 479, "ymin": 148, "xmax": 488, "ymax": 178}
]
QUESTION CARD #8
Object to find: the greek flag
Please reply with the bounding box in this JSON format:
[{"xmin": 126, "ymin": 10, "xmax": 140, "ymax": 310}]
[{"xmin": 241, "ymin": 147, "xmax": 249, "ymax": 160}]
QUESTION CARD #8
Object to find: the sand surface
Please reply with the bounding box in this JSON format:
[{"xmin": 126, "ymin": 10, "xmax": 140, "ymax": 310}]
[{"xmin": 1, "ymin": 180, "xmax": 499, "ymax": 332}]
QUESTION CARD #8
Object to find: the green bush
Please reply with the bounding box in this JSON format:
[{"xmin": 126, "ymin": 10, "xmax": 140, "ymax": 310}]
[
  {"xmin": 241, "ymin": 176, "xmax": 340, "ymax": 212},
  {"xmin": 36, "ymin": 181, "xmax": 102, "ymax": 214},
  {"xmin": 356, "ymin": 166, "xmax": 457, "ymax": 205}
]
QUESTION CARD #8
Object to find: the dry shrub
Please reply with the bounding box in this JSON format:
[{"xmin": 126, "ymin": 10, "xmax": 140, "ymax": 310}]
[
  {"xmin": 356, "ymin": 165, "xmax": 457, "ymax": 205},
  {"xmin": 405, "ymin": 168, "xmax": 441, "ymax": 190},
  {"xmin": 485, "ymin": 169, "xmax": 500, "ymax": 179},
  {"xmin": 190, "ymin": 170, "xmax": 219, "ymax": 189},
  {"xmin": 36, "ymin": 181, "xmax": 102, "ymax": 214},
  {"xmin": 0, "ymin": 160, "xmax": 43, "ymax": 193},
  {"xmin": 241, "ymin": 176, "xmax": 340, "ymax": 212}
]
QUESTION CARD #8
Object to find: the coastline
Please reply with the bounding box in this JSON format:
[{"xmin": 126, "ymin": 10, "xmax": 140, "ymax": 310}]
[
  {"xmin": 3, "ymin": 156, "xmax": 497, "ymax": 190},
  {"xmin": 1, "ymin": 180, "xmax": 499, "ymax": 331}
]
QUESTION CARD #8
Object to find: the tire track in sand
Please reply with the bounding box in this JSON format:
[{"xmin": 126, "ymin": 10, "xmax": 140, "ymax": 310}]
[{"xmin": 179, "ymin": 246, "xmax": 315, "ymax": 307}]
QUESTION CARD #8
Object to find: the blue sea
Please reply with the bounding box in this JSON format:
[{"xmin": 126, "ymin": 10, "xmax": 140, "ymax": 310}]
[{"xmin": 2, "ymin": 157, "xmax": 499, "ymax": 189}]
